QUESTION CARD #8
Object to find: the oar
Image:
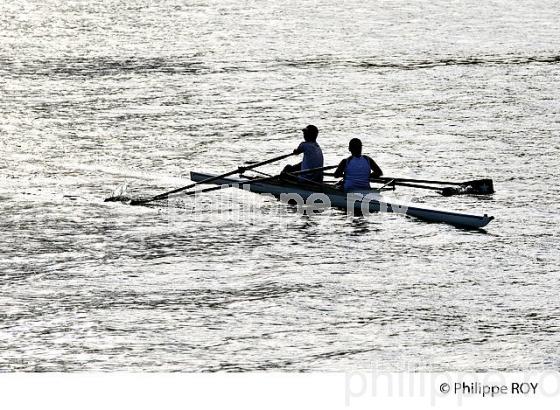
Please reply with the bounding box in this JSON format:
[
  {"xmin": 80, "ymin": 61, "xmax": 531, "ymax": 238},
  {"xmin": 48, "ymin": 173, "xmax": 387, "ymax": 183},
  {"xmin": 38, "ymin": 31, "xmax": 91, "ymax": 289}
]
[
  {"xmin": 178, "ymin": 176, "xmax": 279, "ymax": 197},
  {"xmin": 129, "ymin": 152, "xmax": 295, "ymax": 205},
  {"xmin": 293, "ymin": 164, "xmax": 338, "ymax": 175},
  {"xmin": 370, "ymin": 179, "xmax": 455, "ymax": 196},
  {"xmin": 371, "ymin": 177, "xmax": 494, "ymax": 196},
  {"xmin": 282, "ymin": 167, "xmax": 342, "ymax": 192},
  {"xmin": 171, "ymin": 165, "xmax": 339, "ymax": 197},
  {"xmin": 370, "ymin": 178, "xmax": 493, "ymax": 196},
  {"xmin": 373, "ymin": 176, "xmax": 494, "ymax": 194}
]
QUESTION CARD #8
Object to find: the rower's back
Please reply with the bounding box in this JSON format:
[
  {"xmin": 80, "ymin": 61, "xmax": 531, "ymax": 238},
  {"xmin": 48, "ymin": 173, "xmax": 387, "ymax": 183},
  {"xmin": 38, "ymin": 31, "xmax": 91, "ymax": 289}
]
[
  {"xmin": 344, "ymin": 155, "xmax": 372, "ymax": 191},
  {"xmin": 334, "ymin": 138, "xmax": 383, "ymax": 191}
]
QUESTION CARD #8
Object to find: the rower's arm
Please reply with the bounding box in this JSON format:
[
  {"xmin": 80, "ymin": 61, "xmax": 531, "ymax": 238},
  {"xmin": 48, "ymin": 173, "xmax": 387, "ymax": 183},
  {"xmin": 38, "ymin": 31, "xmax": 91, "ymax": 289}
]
[
  {"xmin": 333, "ymin": 159, "xmax": 347, "ymax": 178},
  {"xmin": 293, "ymin": 142, "xmax": 305, "ymax": 155},
  {"xmin": 367, "ymin": 156, "xmax": 383, "ymax": 178}
]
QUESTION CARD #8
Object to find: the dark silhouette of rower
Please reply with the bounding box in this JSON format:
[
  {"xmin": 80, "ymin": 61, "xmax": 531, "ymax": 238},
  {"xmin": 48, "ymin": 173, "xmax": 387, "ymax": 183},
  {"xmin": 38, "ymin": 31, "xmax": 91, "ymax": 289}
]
[
  {"xmin": 334, "ymin": 138, "xmax": 383, "ymax": 191},
  {"xmin": 282, "ymin": 125, "xmax": 324, "ymax": 183}
]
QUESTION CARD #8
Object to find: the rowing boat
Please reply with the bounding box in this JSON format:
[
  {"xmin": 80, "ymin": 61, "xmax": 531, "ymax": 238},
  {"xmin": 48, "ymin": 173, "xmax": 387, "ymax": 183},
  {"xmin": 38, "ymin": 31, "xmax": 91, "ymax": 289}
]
[{"xmin": 190, "ymin": 172, "xmax": 494, "ymax": 229}]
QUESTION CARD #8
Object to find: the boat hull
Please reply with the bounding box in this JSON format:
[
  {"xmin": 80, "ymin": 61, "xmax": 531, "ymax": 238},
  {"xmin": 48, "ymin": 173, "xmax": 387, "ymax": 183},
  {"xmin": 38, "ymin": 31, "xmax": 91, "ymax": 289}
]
[{"xmin": 190, "ymin": 172, "xmax": 494, "ymax": 228}]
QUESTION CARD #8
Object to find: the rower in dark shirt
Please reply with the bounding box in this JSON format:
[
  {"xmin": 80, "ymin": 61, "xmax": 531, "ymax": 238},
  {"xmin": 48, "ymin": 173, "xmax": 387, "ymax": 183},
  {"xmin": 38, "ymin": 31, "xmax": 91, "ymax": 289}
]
[{"xmin": 334, "ymin": 138, "xmax": 383, "ymax": 191}]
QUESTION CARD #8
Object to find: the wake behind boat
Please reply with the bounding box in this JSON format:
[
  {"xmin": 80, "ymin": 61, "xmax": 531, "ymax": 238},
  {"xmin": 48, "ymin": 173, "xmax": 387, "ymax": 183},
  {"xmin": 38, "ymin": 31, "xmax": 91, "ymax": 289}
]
[{"xmin": 189, "ymin": 171, "xmax": 494, "ymax": 229}]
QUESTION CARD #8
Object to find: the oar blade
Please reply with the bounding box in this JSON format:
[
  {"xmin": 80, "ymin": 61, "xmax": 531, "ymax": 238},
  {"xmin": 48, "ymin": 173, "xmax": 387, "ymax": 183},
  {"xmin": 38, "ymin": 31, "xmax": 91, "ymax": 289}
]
[
  {"xmin": 463, "ymin": 179, "xmax": 494, "ymax": 195},
  {"xmin": 104, "ymin": 195, "xmax": 152, "ymax": 205},
  {"xmin": 440, "ymin": 187, "xmax": 460, "ymax": 197},
  {"xmin": 437, "ymin": 179, "xmax": 494, "ymax": 196},
  {"xmin": 104, "ymin": 195, "xmax": 132, "ymax": 203}
]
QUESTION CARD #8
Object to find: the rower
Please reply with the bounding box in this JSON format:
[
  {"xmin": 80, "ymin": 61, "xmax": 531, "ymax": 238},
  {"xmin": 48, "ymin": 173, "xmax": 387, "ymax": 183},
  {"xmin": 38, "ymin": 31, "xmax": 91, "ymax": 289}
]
[
  {"xmin": 282, "ymin": 124, "xmax": 324, "ymax": 183},
  {"xmin": 334, "ymin": 138, "xmax": 383, "ymax": 191}
]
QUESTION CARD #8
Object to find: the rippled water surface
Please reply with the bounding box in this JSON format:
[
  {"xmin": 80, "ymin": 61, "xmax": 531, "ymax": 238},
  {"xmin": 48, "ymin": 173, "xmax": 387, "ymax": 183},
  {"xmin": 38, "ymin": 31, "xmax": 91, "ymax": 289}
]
[{"xmin": 1, "ymin": 0, "xmax": 560, "ymax": 371}]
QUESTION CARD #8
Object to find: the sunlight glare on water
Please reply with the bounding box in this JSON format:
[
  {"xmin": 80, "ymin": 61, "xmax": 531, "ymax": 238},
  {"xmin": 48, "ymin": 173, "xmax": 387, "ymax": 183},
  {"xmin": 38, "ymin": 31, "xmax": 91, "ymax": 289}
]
[{"xmin": 1, "ymin": 0, "xmax": 559, "ymax": 371}]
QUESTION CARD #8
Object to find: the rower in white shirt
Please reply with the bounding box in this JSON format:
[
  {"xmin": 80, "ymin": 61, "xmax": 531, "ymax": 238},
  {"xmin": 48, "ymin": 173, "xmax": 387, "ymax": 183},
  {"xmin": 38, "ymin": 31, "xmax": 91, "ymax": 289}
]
[{"xmin": 282, "ymin": 124, "xmax": 324, "ymax": 183}]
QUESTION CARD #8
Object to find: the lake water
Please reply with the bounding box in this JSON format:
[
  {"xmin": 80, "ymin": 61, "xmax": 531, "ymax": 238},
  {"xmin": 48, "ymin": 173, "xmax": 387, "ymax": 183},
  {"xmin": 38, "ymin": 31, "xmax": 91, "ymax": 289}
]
[{"xmin": 1, "ymin": 0, "xmax": 559, "ymax": 371}]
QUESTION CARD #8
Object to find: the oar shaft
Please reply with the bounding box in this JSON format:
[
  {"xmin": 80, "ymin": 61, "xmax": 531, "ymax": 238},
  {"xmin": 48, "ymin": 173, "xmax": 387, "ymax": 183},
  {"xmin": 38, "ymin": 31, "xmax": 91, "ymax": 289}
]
[
  {"xmin": 373, "ymin": 176, "xmax": 494, "ymax": 194},
  {"xmin": 136, "ymin": 152, "xmax": 295, "ymax": 204},
  {"xmin": 283, "ymin": 172, "xmax": 340, "ymax": 192},
  {"xmin": 181, "ymin": 175, "xmax": 281, "ymax": 196},
  {"xmin": 182, "ymin": 165, "xmax": 339, "ymax": 197},
  {"xmin": 371, "ymin": 179, "xmax": 444, "ymax": 191},
  {"xmin": 291, "ymin": 164, "xmax": 338, "ymax": 175},
  {"xmin": 374, "ymin": 176, "xmax": 466, "ymax": 186}
]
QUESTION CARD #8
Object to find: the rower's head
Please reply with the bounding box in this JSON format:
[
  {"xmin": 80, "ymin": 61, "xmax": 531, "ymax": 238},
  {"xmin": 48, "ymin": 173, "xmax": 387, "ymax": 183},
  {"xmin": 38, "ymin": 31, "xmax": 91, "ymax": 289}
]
[
  {"xmin": 302, "ymin": 124, "xmax": 318, "ymax": 142},
  {"xmin": 349, "ymin": 138, "xmax": 362, "ymax": 156}
]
